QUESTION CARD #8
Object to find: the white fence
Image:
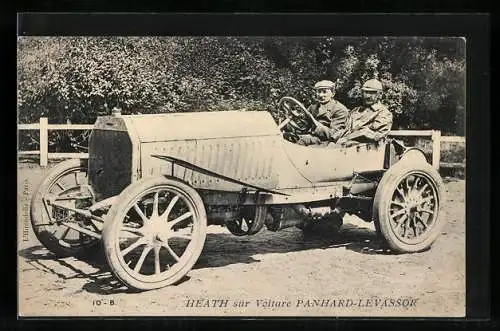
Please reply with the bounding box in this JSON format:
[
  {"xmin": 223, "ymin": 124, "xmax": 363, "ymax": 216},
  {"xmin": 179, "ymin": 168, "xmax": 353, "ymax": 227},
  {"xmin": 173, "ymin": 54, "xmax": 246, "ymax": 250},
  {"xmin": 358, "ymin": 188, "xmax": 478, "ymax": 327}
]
[
  {"xmin": 18, "ymin": 117, "xmax": 465, "ymax": 169},
  {"xmin": 18, "ymin": 118, "xmax": 93, "ymax": 166}
]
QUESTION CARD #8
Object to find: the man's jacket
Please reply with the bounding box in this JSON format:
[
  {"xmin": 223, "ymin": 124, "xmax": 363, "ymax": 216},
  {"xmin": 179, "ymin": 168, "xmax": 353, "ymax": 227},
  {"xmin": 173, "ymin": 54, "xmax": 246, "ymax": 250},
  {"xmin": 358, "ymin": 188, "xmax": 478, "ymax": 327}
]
[
  {"xmin": 307, "ymin": 99, "xmax": 349, "ymax": 141},
  {"xmin": 333, "ymin": 102, "xmax": 393, "ymax": 144}
]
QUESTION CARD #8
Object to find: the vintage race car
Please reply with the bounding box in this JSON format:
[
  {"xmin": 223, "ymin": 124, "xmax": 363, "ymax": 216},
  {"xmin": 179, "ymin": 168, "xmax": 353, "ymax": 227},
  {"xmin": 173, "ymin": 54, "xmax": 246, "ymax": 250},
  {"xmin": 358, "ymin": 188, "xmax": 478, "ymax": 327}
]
[{"xmin": 30, "ymin": 97, "xmax": 445, "ymax": 290}]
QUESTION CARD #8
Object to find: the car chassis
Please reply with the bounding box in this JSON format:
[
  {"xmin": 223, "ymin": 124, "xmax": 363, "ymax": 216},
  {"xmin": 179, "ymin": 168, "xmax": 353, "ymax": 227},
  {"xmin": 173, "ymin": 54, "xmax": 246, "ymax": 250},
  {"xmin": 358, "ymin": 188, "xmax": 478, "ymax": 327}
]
[{"xmin": 30, "ymin": 97, "xmax": 445, "ymax": 290}]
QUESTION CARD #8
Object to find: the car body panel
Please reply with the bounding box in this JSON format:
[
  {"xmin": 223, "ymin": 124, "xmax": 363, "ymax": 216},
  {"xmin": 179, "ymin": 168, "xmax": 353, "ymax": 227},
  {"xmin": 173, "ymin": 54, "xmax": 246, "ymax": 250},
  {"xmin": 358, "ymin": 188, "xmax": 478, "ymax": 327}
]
[
  {"xmin": 279, "ymin": 140, "xmax": 386, "ymax": 187},
  {"xmin": 141, "ymin": 136, "xmax": 281, "ymax": 191},
  {"xmin": 124, "ymin": 110, "xmax": 282, "ymax": 142},
  {"xmin": 88, "ymin": 110, "xmax": 387, "ymax": 200}
]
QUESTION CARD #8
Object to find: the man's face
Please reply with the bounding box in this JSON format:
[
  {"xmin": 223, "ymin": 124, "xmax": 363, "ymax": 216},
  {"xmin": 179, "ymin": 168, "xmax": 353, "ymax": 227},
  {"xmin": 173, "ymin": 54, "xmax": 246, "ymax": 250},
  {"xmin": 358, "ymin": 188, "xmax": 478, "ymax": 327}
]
[
  {"xmin": 362, "ymin": 90, "xmax": 379, "ymax": 106},
  {"xmin": 315, "ymin": 88, "xmax": 334, "ymax": 104}
]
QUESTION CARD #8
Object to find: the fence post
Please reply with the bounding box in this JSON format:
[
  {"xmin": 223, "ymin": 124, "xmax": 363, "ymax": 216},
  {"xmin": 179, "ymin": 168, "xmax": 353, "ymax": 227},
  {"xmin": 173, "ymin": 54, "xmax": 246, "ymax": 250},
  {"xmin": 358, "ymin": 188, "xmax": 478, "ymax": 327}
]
[
  {"xmin": 431, "ymin": 130, "xmax": 441, "ymax": 170},
  {"xmin": 39, "ymin": 117, "xmax": 48, "ymax": 167}
]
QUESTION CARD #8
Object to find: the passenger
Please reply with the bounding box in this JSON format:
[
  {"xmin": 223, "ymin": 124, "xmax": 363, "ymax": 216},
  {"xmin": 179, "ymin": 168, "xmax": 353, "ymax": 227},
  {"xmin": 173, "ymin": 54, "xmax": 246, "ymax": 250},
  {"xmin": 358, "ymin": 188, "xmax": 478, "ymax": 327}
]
[
  {"xmin": 330, "ymin": 79, "xmax": 393, "ymax": 147},
  {"xmin": 296, "ymin": 80, "xmax": 350, "ymax": 146}
]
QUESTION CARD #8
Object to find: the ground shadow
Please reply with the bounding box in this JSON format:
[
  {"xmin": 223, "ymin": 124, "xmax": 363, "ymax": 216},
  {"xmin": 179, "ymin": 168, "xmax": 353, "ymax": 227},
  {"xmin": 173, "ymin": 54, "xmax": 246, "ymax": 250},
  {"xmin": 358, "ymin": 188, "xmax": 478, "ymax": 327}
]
[
  {"xmin": 194, "ymin": 222, "xmax": 396, "ymax": 269},
  {"xmin": 18, "ymin": 245, "xmax": 134, "ymax": 295},
  {"xmin": 337, "ymin": 224, "xmax": 395, "ymax": 255},
  {"xmin": 19, "ymin": 222, "xmax": 396, "ymax": 295}
]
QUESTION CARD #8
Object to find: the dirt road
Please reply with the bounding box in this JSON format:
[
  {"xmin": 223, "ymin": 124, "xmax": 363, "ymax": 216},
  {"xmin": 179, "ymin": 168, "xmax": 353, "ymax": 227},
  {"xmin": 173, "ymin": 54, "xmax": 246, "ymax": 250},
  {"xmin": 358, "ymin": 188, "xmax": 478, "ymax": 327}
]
[{"xmin": 17, "ymin": 162, "xmax": 465, "ymax": 317}]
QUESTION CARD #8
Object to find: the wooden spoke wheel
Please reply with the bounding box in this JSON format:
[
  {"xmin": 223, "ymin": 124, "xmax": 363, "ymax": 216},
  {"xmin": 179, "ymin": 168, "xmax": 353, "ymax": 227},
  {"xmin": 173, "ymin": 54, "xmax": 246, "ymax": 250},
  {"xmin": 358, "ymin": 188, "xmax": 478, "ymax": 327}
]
[
  {"xmin": 103, "ymin": 177, "xmax": 207, "ymax": 290},
  {"xmin": 373, "ymin": 159, "xmax": 445, "ymax": 253},
  {"xmin": 30, "ymin": 159, "xmax": 99, "ymax": 257}
]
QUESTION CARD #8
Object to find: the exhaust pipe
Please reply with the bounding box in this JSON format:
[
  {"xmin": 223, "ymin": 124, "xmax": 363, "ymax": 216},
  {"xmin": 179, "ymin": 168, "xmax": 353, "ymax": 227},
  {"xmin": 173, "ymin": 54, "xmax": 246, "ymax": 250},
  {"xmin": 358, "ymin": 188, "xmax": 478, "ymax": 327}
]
[
  {"xmin": 265, "ymin": 206, "xmax": 304, "ymax": 232},
  {"xmin": 265, "ymin": 205, "xmax": 338, "ymax": 232}
]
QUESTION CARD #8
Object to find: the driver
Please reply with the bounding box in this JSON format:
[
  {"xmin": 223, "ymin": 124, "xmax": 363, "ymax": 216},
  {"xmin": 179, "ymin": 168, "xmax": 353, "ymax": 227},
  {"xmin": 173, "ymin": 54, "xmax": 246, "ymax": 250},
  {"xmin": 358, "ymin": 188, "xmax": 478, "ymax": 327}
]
[
  {"xmin": 295, "ymin": 80, "xmax": 349, "ymax": 146},
  {"xmin": 330, "ymin": 79, "xmax": 393, "ymax": 147}
]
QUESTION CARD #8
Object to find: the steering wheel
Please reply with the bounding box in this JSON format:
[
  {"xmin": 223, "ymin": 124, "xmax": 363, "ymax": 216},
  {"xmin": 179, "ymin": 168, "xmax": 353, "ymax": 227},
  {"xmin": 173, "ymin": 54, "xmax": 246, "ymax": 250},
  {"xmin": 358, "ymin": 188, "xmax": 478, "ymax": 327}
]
[
  {"xmin": 277, "ymin": 97, "xmax": 317, "ymax": 143},
  {"xmin": 278, "ymin": 97, "xmax": 314, "ymax": 133}
]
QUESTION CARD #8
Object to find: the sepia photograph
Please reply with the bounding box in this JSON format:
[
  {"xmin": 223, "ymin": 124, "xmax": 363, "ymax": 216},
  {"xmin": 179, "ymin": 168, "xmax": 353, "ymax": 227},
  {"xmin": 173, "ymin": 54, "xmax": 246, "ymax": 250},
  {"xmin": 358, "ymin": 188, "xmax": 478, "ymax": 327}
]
[{"xmin": 17, "ymin": 35, "xmax": 466, "ymax": 317}]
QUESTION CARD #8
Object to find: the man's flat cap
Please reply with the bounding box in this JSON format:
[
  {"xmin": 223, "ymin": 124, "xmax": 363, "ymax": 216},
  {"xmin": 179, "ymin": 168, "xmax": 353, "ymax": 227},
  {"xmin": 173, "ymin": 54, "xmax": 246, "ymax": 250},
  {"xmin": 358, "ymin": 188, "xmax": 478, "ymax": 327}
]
[
  {"xmin": 313, "ymin": 80, "xmax": 335, "ymax": 89},
  {"xmin": 361, "ymin": 79, "xmax": 383, "ymax": 92}
]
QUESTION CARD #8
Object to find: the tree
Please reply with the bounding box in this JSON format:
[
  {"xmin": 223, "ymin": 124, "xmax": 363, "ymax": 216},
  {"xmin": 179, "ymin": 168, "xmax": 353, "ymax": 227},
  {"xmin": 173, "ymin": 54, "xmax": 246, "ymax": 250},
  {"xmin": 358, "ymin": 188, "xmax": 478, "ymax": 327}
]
[{"xmin": 17, "ymin": 36, "xmax": 466, "ymax": 152}]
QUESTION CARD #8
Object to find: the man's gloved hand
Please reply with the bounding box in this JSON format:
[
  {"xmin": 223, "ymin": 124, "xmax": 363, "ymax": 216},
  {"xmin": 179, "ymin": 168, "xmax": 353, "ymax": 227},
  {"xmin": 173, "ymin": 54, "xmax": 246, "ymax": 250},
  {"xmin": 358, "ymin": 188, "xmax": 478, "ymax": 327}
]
[
  {"xmin": 336, "ymin": 137, "xmax": 348, "ymax": 145},
  {"xmin": 312, "ymin": 122, "xmax": 330, "ymax": 139},
  {"xmin": 338, "ymin": 128, "xmax": 370, "ymax": 142},
  {"xmin": 336, "ymin": 136, "xmax": 360, "ymax": 147}
]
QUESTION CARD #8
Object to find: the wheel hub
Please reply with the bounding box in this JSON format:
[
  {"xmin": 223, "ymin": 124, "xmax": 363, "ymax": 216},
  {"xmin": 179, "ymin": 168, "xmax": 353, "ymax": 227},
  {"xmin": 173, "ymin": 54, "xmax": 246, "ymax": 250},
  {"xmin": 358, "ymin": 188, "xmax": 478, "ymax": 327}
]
[
  {"xmin": 405, "ymin": 193, "xmax": 422, "ymax": 212},
  {"xmin": 141, "ymin": 216, "xmax": 173, "ymax": 245}
]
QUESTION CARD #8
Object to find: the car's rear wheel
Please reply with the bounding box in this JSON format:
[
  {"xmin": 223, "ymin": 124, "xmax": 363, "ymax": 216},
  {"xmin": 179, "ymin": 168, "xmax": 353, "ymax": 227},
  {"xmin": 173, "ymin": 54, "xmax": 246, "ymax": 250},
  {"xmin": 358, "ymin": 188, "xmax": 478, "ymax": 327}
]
[
  {"xmin": 103, "ymin": 176, "xmax": 207, "ymax": 290},
  {"xmin": 373, "ymin": 158, "xmax": 445, "ymax": 253},
  {"xmin": 30, "ymin": 159, "xmax": 100, "ymax": 257}
]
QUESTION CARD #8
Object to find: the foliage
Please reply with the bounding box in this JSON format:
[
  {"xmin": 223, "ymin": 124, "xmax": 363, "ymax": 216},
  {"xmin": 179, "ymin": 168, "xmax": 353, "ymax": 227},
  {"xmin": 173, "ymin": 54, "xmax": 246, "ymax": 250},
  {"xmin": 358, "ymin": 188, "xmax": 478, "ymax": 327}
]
[{"xmin": 17, "ymin": 37, "xmax": 466, "ymax": 151}]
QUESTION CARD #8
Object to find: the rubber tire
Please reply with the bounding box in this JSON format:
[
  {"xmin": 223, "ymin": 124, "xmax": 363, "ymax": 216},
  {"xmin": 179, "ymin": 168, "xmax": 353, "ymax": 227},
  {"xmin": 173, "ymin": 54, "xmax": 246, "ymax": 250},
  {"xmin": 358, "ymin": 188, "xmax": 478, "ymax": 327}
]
[
  {"xmin": 30, "ymin": 159, "xmax": 99, "ymax": 257},
  {"xmin": 102, "ymin": 176, "xmax": 207, "ymax": 291},
  {"xmin": 373, "ymin": 158, "xmax": 445, "ymax": 253}
]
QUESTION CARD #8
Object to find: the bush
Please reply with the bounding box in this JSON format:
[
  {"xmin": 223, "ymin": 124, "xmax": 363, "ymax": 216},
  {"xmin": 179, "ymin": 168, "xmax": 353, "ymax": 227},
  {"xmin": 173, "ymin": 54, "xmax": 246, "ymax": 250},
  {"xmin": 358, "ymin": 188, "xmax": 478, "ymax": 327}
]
[{"xmin": 17, "ymin": 37, "xmax": 466, "ymax": 151}]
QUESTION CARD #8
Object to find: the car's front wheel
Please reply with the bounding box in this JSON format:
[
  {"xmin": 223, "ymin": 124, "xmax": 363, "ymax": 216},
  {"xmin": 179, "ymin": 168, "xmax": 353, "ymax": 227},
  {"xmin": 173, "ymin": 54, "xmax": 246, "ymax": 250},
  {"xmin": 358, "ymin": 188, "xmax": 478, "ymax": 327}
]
[{"xmin": 103, "ymin": 176, "xmax": 207, "ymax": 290}]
